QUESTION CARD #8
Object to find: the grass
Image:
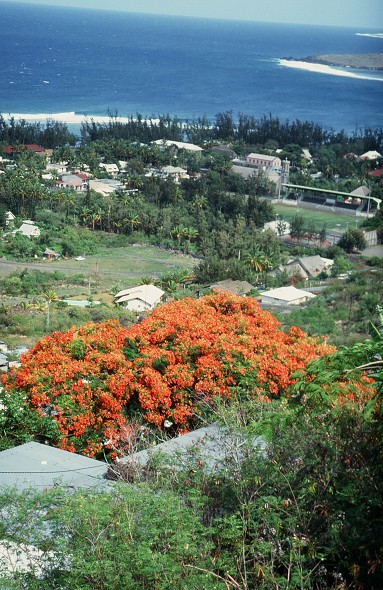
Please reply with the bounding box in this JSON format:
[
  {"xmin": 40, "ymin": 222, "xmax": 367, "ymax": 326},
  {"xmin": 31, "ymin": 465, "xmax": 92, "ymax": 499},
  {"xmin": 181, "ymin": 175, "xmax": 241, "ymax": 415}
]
[
  {"xmin": 0, "ymin": 244, "xmax": 197, "ymax": 291},
  {"xmin": 273, "ymin": 203, "xmax": 361, "ymax": 232}
]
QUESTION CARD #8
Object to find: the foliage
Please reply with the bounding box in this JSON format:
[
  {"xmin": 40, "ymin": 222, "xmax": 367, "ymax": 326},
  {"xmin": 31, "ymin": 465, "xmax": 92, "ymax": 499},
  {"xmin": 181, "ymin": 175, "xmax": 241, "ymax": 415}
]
[
  {"xmin": 0, "ymin": 269, "xmax": 66, "ymax": 297},
  {"xmin": 338, "ymin": 227, "xmax": 367, "ymax": 253},
  {"xmin": 0, "ymin": 293, "xmax": 334, "ymax": 458},
  {"xmin": 0, "ymin": 485, "xmax": 224, "ymax": 590}
]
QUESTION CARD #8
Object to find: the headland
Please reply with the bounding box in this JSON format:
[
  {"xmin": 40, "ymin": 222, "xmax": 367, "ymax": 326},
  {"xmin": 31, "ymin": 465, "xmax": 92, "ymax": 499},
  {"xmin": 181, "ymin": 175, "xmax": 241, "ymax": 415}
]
[{"xmin": 283, "ymin": 53, "xmax": 383, "ymax": 71}]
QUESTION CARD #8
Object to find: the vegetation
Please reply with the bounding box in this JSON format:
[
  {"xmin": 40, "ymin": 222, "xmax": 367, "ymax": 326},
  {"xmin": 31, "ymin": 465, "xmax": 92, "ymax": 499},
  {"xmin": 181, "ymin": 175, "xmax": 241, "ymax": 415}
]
[
  {"xmin": 0, "ymin": 113, "xmax": 382, "ymax": 589},
  {"xmin": 0, "ymin": 292, "xmax": 333, "ymax": 458},
  {"xmin": 0, "ymin": 328, "xmax": 381, "ymax": 589}
]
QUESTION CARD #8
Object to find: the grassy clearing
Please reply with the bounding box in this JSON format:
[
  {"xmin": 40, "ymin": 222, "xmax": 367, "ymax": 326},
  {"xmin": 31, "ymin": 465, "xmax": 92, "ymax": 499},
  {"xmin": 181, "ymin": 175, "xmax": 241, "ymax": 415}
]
[{"xmin": 0, "ymin": 244, "xmax": 197, "ymax": 291}]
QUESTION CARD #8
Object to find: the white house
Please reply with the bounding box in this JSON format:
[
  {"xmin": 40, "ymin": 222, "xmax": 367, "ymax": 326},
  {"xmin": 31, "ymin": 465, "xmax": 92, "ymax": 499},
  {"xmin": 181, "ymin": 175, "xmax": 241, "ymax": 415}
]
[
  {"xmin": 114, "ymin": 285, "xmax": 165, "ymax": 312},
  {"xmin": 359, "ymin": 150, "xmax": 382, "ymax": 161},
  {"xmin": 45, "ymin": 162, "xmax": 68, "ymax": 174},
  {"xmin": 161, "ymin": 165, "xmax": 189, "ymax": 181},
  {"xmin": 89, "ymin": 179, "xmax": 124, "ymax": 196},
  {"xmin": 5, "ymin": 211, "xmax": 16, "ymax": 226},
  {"xmin": 260, "ymin": 286, "xmax": 316, "ymax": 306},
  {"xmin": 14, "ymin": 220, "xmax": 40, "ymax": 238},
  {"xmin": 99, "ymin": 163, "xmax": 119, "ymax": 176},
  {"xmin": 246, "ymin": 153, "xmax": 282, "ymax": 169}
]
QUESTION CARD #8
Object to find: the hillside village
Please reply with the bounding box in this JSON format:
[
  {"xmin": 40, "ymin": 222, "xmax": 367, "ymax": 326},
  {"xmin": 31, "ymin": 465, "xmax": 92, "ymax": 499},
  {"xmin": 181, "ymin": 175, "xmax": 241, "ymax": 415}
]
[{"xmin": 0, "ymin": 114, "xmax": 382, "ymax": 589}]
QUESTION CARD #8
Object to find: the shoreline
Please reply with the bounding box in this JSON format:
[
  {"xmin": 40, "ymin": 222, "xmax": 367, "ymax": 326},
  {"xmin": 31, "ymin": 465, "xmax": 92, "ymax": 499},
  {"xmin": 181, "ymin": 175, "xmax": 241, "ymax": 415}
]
[
  {"xmin": 0, "ymin": 112, "xmax": 161, "ymax": 125},
  {"xmin": 279, "ymin": 59, "xmax": 383, "ymax": 82}
]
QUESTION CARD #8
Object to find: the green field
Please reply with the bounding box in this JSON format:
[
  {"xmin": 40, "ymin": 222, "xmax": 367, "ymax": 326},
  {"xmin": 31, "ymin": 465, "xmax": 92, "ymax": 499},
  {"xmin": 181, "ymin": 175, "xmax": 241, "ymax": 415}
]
[
  {"xmin": 0, "ymin": 244, "xmax": 197, "ymax": 291},
  {"xmin": 273, "ymin": 203, "xmax": 361, "ymax": 232}
]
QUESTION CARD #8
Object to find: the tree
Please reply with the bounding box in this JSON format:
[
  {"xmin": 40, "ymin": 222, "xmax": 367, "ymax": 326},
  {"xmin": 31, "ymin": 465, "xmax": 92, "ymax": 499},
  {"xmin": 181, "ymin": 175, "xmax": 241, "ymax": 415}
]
[
  {"xmin": 290, "ymin": 213, "xmax": 305, "ymax": 240},
  {"xmin": 244, "ymin": 249, "xmax": 272, "ymax": 273},
  {"xmin": 0, "ymin": 293, "xmax": 333, "ymax": 458},
  {"xmin": 338, "ymin": 227, "xmax": 367, "ymax": 253},
  {"xmin": 43, "ymin": 289, "xmax": 58, "ymax": 331}
]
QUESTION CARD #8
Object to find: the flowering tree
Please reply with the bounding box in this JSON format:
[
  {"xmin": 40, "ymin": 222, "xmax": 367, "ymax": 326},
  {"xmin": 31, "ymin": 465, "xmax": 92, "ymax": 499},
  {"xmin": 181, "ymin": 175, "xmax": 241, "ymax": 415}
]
[{"xmin": 1, "ymin": 292, "xmax": 335, "ymax": 458}]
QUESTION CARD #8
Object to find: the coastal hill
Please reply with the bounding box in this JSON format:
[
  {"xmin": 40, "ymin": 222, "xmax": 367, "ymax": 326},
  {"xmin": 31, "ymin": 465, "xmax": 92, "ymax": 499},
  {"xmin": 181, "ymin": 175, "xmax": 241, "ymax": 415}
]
[{"xmin": 286, "ymin": 53, "xmax": 383, "ymax": 71}]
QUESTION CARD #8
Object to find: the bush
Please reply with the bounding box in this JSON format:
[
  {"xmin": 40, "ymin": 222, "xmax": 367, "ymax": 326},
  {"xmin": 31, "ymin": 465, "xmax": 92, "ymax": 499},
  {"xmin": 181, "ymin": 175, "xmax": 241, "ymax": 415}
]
[{"xmin": 1, "ymin": 293, "xmax": 334, "ymax": 458}]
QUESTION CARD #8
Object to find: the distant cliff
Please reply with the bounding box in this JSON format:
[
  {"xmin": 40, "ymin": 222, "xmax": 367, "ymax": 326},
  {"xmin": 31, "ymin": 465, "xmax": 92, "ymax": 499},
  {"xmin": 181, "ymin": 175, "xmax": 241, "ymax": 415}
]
[{"xmin": 285, "ymin": 53, "xmax": 383, "ymax": 71}]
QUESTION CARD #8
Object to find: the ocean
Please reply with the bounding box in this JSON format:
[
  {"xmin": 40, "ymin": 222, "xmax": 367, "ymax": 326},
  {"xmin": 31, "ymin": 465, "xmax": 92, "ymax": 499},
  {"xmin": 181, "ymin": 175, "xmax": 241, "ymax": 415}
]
[{"xmin": 0, "ymin": 1, "xmax": 382, "ymax": 132}]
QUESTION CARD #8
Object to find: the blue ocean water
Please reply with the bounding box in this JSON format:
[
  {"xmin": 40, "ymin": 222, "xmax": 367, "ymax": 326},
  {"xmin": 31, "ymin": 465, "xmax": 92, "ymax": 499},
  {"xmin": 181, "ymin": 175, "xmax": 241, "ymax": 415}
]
[{"xmin": 0, "ymin": 1, "xmax": 382, "ymax": 132}]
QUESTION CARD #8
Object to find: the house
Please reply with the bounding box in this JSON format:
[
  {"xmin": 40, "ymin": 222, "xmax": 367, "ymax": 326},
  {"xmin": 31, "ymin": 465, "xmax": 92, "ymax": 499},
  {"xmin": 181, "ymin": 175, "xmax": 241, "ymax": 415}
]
[
  {"xmin": 89, "ymin": 178, "xmax": 124, "ymax": 196},
  {"xmin": 350, "ymin": 185, "xmax": 371, "ymax": 197},
  {"xmin": 45, "ymin": 162, "xmax": 68, "ymax": 174},
  {"xmin": 114, "ymin": 284, "xmax": 165, "ymax": 312},
  {"xmin": 246, "ymin": 153, "xmax": 282, "ymax": 169},
  {"xmin": 152, "ymin": 139, "xmax": 203, "ymax": 153},
  {"xmin": 14, "ymin": 220, "xmax": 40, "ymax": 238},
  {"xmin": 209, "ymin": 279, "xmax": 256, "ymax": 296},
  {"xmin": 281, "ymin": 255, "xmax": 334, "ymax": 280},
  {"xmin": 56, "ymin": 174, "xmax": 84, "ymax": 191},
  {"xmin": 260, "ymin": 286, "xmax": 316, "ymax": 306},
  {"xmin": 161, "ymin": 165, "xmax": 189, "ymax": 181},
  {"xmin": 301, "ymin": 148, "xmax": 313, "ymax": 162},
  {"xmin": 99, "ymin": 162, "xmax": 119, "ymax": 176},
  {"xmin": 210, "ymin": 145, "xmax": 238, "ymax": 159},
  {"xmin": 368, "ymin": 168, "xmax": 383, "ymax": 178},
  {"xmin": 3, "ymin": 144, "xmax": 47, "ymax": 156},
  {"xmin": 359, "ymin": 150, "xmax": 382, "ymax": 161},
  {"xmin": 5, "ymin": 211, "xmax": 16, "ymax": 226},
  {"xmin": 232, "ymin": 164, "xmax": 258, "ymax": 179},
  {"xmin": 270, "ymin": 255, "xmax": 334, "ymax": 280}
]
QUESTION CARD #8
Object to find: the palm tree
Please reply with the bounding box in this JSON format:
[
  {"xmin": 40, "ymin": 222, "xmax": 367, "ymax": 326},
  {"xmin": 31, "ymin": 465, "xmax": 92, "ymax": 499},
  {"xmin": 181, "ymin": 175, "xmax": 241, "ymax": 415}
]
[
  {"xmin": 193, "ymin": 194, "xmax": 208, "ymax": 210},
  {"xmin": 244, "ymin": 250, "xmax": 272, "ymax": 274},
  {"xmin": 43, "ymin": 290, "xmax": 59, "ymax": 332},
  {"xmin": 126, "ymin": 214, "xmax": 141, "ymax": 234},
  {"xmin": 171, "ymin": 225, "xmax": 187, "ymax": 249},
  {"xmin": 182, "ymin": 226, "xmax": 199, "ymax": 253},
  {"xmin": 139, "ymin": 276, "xmax": 156, "ymax": 285}
]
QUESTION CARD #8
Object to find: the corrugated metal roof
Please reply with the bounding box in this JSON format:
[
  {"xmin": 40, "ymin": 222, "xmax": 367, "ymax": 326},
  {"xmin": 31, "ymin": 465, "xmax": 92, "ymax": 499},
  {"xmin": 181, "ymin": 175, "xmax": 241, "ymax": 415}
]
[
  {"xmin": 115, "ymin": 285, "xmax": 164, "ymax": 306},
  {"xmin": 116, "ymin": 424, "xmax": 265, "ymax": 473},
  {"xmin": 0, "ymin": 442, "xmax": 108, "ymax": 491}
]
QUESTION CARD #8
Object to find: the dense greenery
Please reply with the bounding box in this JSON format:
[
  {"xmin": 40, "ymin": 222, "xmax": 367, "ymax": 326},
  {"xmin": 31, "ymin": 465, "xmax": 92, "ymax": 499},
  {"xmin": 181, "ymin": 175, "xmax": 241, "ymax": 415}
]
[
  {"xmin": 0, "ymin": 113, "xmax": 383, "ymax": 589},
  {"xmin": 0, "ymin": 293, "xmax": 333, "ymax": 458},
  {"xmin": 0, "ymin": 329, "xmax": 381, "ymax": 589}
]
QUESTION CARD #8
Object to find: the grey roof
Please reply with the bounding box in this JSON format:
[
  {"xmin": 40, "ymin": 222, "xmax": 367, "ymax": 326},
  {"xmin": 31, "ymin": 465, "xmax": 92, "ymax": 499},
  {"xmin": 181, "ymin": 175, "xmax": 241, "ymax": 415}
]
[
  {"xmin": 0, "ymin": 442, "xmax": 108, "ymax": 491},
  {"xmin": 117, "ymin": 424, "xmax": 265, "ymax": 473},
  {"xmin": 298, "ymin": 256, "xmax": 333, "ymax": 277},
  {"xmin": 209, "ymin": 279, "xmax": 255, "ymax": 295},
  {"xmin": 232, "ymin": 164, "xmax": 257, "ymax": 179},
  {"xmin": 350, "ymin": 185, "xmax": 371, "ymax": 197}
]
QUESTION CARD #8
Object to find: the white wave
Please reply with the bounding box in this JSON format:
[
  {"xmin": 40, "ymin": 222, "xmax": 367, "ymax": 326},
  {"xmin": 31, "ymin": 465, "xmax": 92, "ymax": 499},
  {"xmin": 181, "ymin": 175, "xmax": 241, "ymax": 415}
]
[
  {"xmin": 355, "ymin": 33, "xmax": 383, "ymax": 39},
  {"xmin": 279, "ymin": 59, "xmax": 383, "ymax": 82},
  {"xmin": 0, "ymin": 112, "xmax": 158, "ymax": 124}
]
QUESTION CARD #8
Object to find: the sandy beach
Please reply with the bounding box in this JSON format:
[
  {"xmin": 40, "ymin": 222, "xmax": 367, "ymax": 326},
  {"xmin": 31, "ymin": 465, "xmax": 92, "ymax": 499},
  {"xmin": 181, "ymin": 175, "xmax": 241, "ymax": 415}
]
[
  {"xmin": 2, "ymin": 112, "xmax": 160, "ymax": 125},
  {"xmin": 279, "ymin": 59, "xmax": 383, "ymax": 82}
]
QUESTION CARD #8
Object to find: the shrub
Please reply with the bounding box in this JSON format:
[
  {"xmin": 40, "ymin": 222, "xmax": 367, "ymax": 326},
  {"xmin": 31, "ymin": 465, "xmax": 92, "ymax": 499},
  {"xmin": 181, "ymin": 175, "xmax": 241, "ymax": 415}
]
[{"xmin": 1, "ymin": 293, "xmax": 335, "ymax": 459}]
